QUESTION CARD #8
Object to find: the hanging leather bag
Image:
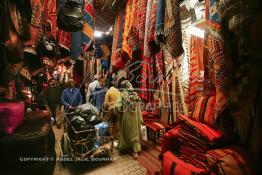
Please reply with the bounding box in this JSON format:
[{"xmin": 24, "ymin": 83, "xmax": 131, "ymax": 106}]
[
  {"xmin": 57, "ymin": 0, "xmax": 84, "ymax": 32},
  {"xmin": 36, "ymin": 22, "xmax": 60, "ymax": 58}
]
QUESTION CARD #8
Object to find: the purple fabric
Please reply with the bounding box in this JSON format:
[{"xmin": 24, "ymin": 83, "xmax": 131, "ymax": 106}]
[{"xmin": 0, "ymin": 102, "xmax": 25, "ymax": 134}]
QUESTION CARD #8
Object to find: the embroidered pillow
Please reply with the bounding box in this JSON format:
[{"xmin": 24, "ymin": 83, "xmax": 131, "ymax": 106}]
[{"xmin": 191, "ymin": 96, "xmax": 216, "ymax": 126}]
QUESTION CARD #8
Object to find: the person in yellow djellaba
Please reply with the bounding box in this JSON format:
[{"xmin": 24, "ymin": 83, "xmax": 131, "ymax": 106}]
[{"xmin": 118, "ymin": 80, "xmax": 143, "ymax": 159}]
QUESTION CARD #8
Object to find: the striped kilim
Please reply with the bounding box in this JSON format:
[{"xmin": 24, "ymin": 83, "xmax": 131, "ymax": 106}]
[
  {"xmin": 82, "ymin": 0, "xmax": 94, "ymax": 53},
  {"xmin": 139, "ymin": 0, "xmax": 152, "ymax": 101},
  {"xmin": 138, "ymin": 0, "xmax": 148, "ymax": 42},
  {"xmin": 186, "ymin": 36, "xmax": 204, "ymax": 112},
  {"xmin": 122, "ymin": 0, "xmax": 132, "ymax": 57}
]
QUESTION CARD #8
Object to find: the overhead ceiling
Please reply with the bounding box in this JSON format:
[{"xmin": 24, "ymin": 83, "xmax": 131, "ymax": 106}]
[{"xmin": 94, "ymin": 0, "xmax": 118, "ymax": 33}]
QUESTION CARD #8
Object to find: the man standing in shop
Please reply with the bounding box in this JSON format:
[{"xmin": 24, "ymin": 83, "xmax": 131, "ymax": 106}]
[
  {"xmin": 86, "ymin": 74, "xmax": 100, "ymax": 104},
  {"xmin": 61, "ymin": 79, "xmax": 83, "ymax": 112}
]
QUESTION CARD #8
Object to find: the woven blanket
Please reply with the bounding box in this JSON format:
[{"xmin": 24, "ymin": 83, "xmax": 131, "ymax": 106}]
[
  {"xmin": 155, "ymin": 0, "xmax": 165, "ymax": 38},
  {"xmin": 82, "ymin": 0, "xmax": 94, "ymax": 53},
  {"xmin": 186, "ymin": 36, "xmax": 204, "ymax": 112},
  {"xmin": 164, "ymin": 0, "xmax": 183, "ymax": 58},
  {"xmin": 203, "ymin": 31, "xmax": 232, "ymax": 122}
]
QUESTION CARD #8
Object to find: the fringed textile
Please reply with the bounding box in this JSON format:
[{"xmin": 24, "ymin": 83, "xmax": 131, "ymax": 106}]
[{"xmin": 171, "ymin": 71, "xmax": 188, "ymax": 123}]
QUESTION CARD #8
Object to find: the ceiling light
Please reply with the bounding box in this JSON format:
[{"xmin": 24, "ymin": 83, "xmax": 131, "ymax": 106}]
[{"xmin": 94, "ymin": 30, "xmax": 103, "ymax": 37}]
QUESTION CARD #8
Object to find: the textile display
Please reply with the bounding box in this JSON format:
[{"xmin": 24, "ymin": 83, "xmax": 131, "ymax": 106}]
[
  {"xmin": 205, "ymin": 0, "xmax": 221, "ymax": 30},
  {"xmin": 44, "ymin": 0, "xmax": 57, "ymax": 38},
  {"xmin": 116, "ymin": 7, "xmax": 125, "ymax": 49},
  {"xmin": 111, "ymin": 12, "xmax": 121, "ymax": 66},
  {"xmin": 203, "ymin": 31, "xmax": 232, "ymax": 123},
  {"xmin": 148, "ymin": 0, "xmax": 158, "ymax": 48},
  {"xmin": 206, "ymin": 147, "xmax": 252, "ymax": 175},
  {"xmin": 155, "ymin": 0, "xmax": 165, "ymax": 40},
  {"xmin": 186, "ymin": 36, "xmax": 204, "ymax": 112},
  {"xmin": 143, "ymin": 0, "xmax": 153, "ymax": 59},
  {"xmin": 138, "ymin": 0, "xmax": 148, "ymax": 42},
  {"xmin": 155, "ymin": 50, "xmax": 164, "ymax": 84},
  {"xmin": 139, "ymin": 57, "xmax": 150, "ymax": 101},
  {"xmin": 171, "ymin": 71, "xmax": 188, "ymax": 123},
  {"xmin": 122, "ymin": 0, "xmax": 132, "ymax": 57},
  {"xmin": 191, "ymin": 96, "xmax": 216, "ymax": 127},
  {"xmin": 58, "ymin": 30, "xmax": 72, "ymax": 51},
  {"xmin": 180, "ymin": 7, "xmax": 191, "ymax": 99},
  {"xmin": 164, "ymin": 0, "xmax": 184, "ymax": 58},
  {"xmin": 23, "ymin": 0, "xmax": 44, "ymax": 54},
  {"xmin": 82, "ymin": 0, "xmax": 94, "ymax": 53},
  {"xmin": 159, "ymin": 81, "xmax": 170, "ymax": 125},
  {"xmin": 163, "ymin": 44, "xmax": 174, "ymax": 82}
]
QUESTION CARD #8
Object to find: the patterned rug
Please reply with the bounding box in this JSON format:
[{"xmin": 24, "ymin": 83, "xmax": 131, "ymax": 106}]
[{"xmin": 137, "ymin": 141, "xmax": 162, "ymax": 175}]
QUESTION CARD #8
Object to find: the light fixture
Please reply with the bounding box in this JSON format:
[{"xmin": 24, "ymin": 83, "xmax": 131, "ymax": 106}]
[
  {"xmin": 94, "ymin": 30, "xmax": 103, "ymax": 37},
  {"xmin": 186, "ymin": 25, "xmax": 205, "ymax": 38}
]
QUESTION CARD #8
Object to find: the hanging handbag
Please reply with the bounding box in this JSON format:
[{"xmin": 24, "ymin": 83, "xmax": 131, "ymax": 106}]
[
  {"xmin": 36, "ymin": 22, "xmax": 60, "ymax": 58},
  {"xmin": 57, "ymin": 0, "xmax": 84, "ymax": 32}
]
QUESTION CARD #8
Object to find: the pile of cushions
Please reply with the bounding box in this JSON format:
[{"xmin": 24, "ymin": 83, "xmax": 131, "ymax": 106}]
[{"xmin": 161, "ymin": 96, "xmax": 252, "ymax": 174}]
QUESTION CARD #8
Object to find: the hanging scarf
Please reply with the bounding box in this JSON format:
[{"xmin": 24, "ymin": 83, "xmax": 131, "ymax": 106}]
[
  {"xmin": 82, "ymin": 0, "xmax": 94, "ymax": 53},
  {"xmin": 121, "ymin": 80, "xmax": 141, "ymax": 111},
  {"xmin": 164, "ymin": 0, "xmax": 183, "ymax": 58}
]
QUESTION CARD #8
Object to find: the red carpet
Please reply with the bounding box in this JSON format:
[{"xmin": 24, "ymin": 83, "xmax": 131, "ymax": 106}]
[{"xmin": 137, "ymin": 141, "xmax": 162, "ymax": 175}]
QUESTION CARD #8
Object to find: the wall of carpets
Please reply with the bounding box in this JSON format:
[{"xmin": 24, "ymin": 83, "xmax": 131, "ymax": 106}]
[
  {"xmin": 110, "ymin": 0, "xmax": 203, "ymax": 124},
  {"xmin": 111, "ymin": 1, "xmax": 262, "ymax": 167}
]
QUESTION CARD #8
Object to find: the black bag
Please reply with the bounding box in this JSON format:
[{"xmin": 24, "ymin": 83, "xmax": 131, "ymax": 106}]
[
  {"xmin": 36, "ymin": 22, "xmax": 60, "ymax": 58},
  {"xmin": 57, "ymin": 0, "xmax": 84, "ymax": 32}
]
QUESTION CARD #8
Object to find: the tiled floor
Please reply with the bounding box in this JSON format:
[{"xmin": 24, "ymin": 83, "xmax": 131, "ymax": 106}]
[{"xmin": 52, "ymin": 113, "xmax": 147, "ymax": 175}]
